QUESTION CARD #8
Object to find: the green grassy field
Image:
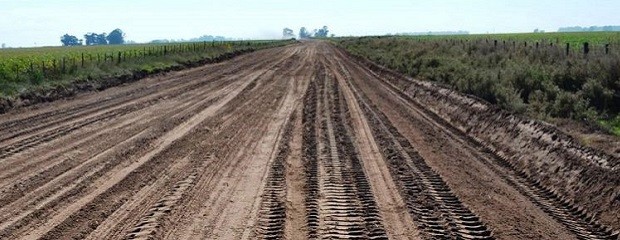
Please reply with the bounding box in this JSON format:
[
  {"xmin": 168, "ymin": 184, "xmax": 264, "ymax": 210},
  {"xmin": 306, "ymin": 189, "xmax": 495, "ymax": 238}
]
[
  {"xmin": 382, "ymin": 32, "xmax": 620, "ymax": 47},
  {"xmin": 0, "ymin": 40, "xmax": 291, "ymax": 97},
  {"xmin": 336, "ymin": 32, "xmax": 620, "ymax": 135}
]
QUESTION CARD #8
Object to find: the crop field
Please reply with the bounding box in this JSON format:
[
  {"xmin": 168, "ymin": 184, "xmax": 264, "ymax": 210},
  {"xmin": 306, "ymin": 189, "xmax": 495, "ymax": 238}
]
[
  {"xmin": 384, "ymin": 32, "xmax": 620, "ymax": 48},
  {"xmin": 0, "ymin": 40, "xmax": 290, "ymax": 98},
  {"xmin": 0, "ymin": 41, "xmax": 618, "ymax": 239}
]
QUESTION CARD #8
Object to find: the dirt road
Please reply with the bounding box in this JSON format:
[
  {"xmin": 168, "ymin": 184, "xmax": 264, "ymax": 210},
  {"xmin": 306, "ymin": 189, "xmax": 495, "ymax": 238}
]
[{"xmin": 0, "ymin": 41, "xmax": 617, "ymax": 239}]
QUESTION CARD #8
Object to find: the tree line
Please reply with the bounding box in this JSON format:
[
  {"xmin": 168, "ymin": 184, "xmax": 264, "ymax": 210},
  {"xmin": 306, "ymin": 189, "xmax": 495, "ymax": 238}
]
[
  {"xmin": 61, "ymin": 29, "xmax": 126, "ymax": 46},
  {"xmin": 558, "ymin": 26, "xmax": 620, "ymax": 32},
  {"xmin": 282, "ymin": 26, "xmax": 332, "ymax": 39}
]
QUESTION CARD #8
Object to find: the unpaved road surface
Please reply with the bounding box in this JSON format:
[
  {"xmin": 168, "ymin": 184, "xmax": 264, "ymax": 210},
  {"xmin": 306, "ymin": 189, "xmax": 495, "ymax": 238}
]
[{"xmin": 0, "ymin": 42, "xmax": 618, "ymax": 240}]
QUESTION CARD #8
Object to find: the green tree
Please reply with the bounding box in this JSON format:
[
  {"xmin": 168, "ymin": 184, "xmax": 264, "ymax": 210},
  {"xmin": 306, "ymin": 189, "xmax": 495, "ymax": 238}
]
[
  {"xmin": 84, "ymin": 33, "xmax": 108, "ymax": 45},
  {"xmin": 282, "ymin": 28, "xmax": 295, "ymax": 39},
  {"xmin": 299, "ymin": 27, "xmax": 311, "ymax": 39},
  {"xmin": 106, "ymin": 29, "xmax": 125, "ymax": 45},
  {"xmin": 60, "ymin": 34, "xmax": 81, "ymax": 46},
  {"xmin": 315, "ymin": 26, "xmax": 329, "ymax": 38}
]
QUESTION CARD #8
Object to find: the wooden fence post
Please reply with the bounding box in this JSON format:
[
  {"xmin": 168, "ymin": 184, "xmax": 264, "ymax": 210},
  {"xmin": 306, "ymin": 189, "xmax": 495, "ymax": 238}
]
[
  {"xmin": 583, "ymin": 42, "xmax": 589, "ymax": 55},
  {"xmin": 81, "ymin": 53, "xmax": 85, "ymax": 67},
  {"xmin": 566, "ymin": 43, "xmax": 570, "ymax": 56},
  {"xmin": 605, "ymin": 44, "xmax": 609, "ymax": 54}
]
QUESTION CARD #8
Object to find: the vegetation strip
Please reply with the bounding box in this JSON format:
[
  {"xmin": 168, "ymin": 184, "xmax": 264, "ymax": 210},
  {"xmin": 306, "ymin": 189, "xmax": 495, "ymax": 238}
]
[{"xmin": 336, "ymin": 33, "xmax": 620, "ymax": 134}]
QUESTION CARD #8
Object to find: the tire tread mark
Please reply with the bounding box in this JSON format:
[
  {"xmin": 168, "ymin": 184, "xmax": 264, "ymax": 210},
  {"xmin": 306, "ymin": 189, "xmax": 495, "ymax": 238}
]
[{"xmin": 338, "ymin": 62, "xmax": 494, "ymax": 240}]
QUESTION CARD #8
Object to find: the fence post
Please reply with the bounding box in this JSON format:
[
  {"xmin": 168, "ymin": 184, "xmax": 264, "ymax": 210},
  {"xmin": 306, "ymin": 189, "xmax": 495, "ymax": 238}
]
[
  {"xmin": 41, "ymin": 61, "xmax": 46, "ymax": 76},
  {"xmin": 605, "ymin": 44, "xmax": 609, "ymax": 54},
  {"xmin": 583, "ymin": 42, "xmax": 589, "ymax": 55},
  {"xmin": 566, "ymin": 43, "xmax": 570, "ymax": 56},
  {"xmin": 118, "ymin": 52, "xmax": 122, "ymax": 64},
  {"xmin": 81, "ymin": 53, "xmax": 85, "ymax": 67},
  {"xmin": 62, "ymin": 57, "xmax": 66, "ymax": 73}
]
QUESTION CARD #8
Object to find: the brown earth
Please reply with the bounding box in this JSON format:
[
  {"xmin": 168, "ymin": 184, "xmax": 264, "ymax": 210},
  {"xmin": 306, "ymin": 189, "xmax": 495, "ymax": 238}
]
[{"xmin": 0, "ymin": 41, "xmax": 617, "ymax": 240}]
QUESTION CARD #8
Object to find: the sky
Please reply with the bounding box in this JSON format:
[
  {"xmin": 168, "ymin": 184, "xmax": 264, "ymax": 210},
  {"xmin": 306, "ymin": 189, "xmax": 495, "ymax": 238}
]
[{"xmin": 0, "ymin": 0, "xmax": 619, "ymax": 47}]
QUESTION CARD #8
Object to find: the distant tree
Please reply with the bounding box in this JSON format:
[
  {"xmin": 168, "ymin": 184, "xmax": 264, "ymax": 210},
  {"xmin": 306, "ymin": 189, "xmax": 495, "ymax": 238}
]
[
  {"xmin": 533, "ymin": 28, "xmax": 539, "ymax": 33},
  {"xmin": 282, "ymin": 28, "xmax": 295, "ymax": 39},
  {"xmin": 330, "ymin": 34, "xmax": 335, "ymax": 38},
  {"xmin": 1, "ymin": 43, "xmax": 5, "ymax": 48},
  {"xmin": 299, "ymin": 27, "xmax": 311, "ymax": 39},
  {"xmin": 60, "ymin": 34, "xmax": 81, "ymax": 46},
  {"xmin": 84, "ymin": 33, "xmax": 108, "ymax": 45},
  {"xmin": 315, "ymin": 26, "xmax": 329, "ymax": 38},
  {"xmin": 84, "ymin": 33, "xmax": 95, "ymax": 45},
  {"xmin": 106, "ymin": 28, "xmax": 125, "ymax": 44},
  {"xmin": 96, "ymin": 33, "xmax": 107, "ymax": 45},
  {"xmin": 150, "ymin": 39, "xmax": 171, "ymax": 44}
]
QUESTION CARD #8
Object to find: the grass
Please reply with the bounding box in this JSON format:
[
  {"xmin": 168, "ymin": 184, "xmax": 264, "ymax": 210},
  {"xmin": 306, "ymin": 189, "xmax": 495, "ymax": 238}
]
[
  {"xmin": 599, "ymin": 116, "xmax": 620, "ymax": 136},
  {"xmin": 335, "ymin": 32, "xmax": 620, "ymax": 136}
]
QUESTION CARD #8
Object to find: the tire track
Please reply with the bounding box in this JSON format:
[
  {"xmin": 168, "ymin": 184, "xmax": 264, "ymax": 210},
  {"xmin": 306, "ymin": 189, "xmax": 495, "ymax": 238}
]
[
  {"xmin": 301, "ymin": 74, "xmax": 320, "ymax": 239},
  {"xmin": 182, "ymin": 47, "xmax": 308, "ymax": 240},
  {"xmin": 300, "ymin": 64, "xmax": 388, "ymax": 239},
  {"xmin": 125, "ymin": 173, "xmax": 197, "ymax": 240},
  {"xmin": 254, "ymin": 113, "xmax": 295, "ymax": 239},
  {"xmin": 340, "ymin": 61, "xmax": 494, "ymax": 239}
]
